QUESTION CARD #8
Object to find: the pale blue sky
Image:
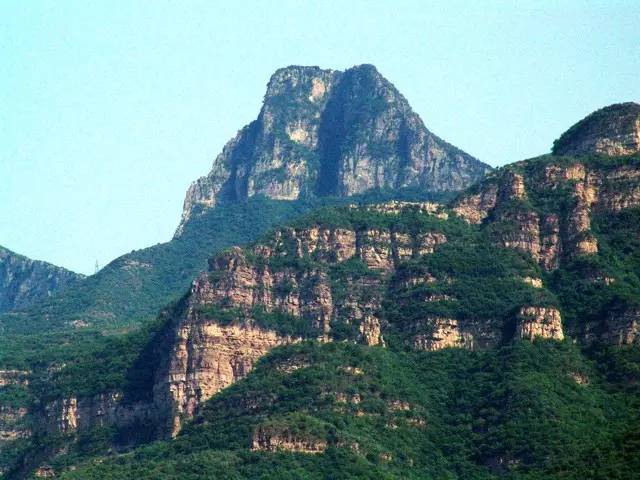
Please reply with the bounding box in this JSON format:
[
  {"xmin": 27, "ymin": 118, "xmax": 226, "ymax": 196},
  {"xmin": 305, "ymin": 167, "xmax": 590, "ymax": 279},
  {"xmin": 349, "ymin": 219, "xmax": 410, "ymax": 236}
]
[{"xmin": 1, "ymin": 1, "xmax": 639, "ymax": 274}]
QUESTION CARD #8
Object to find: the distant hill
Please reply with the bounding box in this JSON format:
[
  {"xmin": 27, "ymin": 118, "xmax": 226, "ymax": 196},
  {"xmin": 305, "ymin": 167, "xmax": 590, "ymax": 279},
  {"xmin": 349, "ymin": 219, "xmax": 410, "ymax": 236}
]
[{"xmin": 0, "ymin": 246, "xmax": 83, "ymax": 313}]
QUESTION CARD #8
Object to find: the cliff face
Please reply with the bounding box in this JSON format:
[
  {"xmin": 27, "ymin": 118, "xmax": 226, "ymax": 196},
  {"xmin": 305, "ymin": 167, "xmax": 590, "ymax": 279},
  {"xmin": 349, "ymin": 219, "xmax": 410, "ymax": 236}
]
[
  {"xmin": 175, "ymin": 64, "xmax": 490, "ymax": 235},
  {"xmin": 42, "ymin": 393, "xmax": 153, "ymax": 436},
  {"xmin": 0, "ymin": 247, "xmax": 84, "ymax": 313},
  {"xmin": 452, "ymin": 157, "xmax": 640, "ymax": 271},
  {"xmin": 516, "ymin": 306, "xmax": 564, "ymax": 341},
  {"xmin": 153, "ymin": 200, "xmax": 566, "ymax": 435},
  {"xmin": 553, "ymin": 102, "xmax": 640, "ymax": 157}
]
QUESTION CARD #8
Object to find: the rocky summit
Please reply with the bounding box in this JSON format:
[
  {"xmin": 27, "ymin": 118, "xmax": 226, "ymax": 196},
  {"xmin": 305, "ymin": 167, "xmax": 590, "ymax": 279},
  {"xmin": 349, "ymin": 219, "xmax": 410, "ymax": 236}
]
[{"xmin": 175, "ymin": 65, "xmax": 490, "ymax": 235}]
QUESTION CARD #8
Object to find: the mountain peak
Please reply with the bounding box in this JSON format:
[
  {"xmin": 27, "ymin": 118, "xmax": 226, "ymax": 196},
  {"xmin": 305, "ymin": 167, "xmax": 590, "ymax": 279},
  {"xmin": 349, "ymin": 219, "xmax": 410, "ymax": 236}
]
[
  {"xmin": 552, "ymin": 102, "xmax": 640, "ymax": 156},
  {"xmin": 175, "ymin": 65, "xmax": 490, "ymax": 236}
]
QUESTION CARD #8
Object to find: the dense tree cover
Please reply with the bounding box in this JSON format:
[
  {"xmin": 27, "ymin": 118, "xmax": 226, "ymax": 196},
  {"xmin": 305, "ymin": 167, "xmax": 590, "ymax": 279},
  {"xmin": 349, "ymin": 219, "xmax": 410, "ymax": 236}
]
[
  {"xmin": 3, "ymin": 157, "xmax": 640, "ymax": 478},
  {"xmin": 54, "ymin": 341, "xmax": 639, "ymax": 480}
]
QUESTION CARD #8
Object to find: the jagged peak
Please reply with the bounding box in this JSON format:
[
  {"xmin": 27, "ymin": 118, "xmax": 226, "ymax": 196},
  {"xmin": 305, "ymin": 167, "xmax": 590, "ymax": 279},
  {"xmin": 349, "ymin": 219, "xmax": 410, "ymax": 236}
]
[
  {"xmin": 174, "ymin": 64, "xmax": 489, "ymax": 237},
  {"xmin": 552, "ymin": 102, "xmax": 640, "ymax": 157}
]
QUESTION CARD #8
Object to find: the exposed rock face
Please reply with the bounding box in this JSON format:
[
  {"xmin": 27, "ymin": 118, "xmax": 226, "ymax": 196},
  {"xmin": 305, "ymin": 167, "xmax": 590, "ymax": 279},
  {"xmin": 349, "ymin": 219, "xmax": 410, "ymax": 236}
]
[
  {"xmin": 495, "ymin": 210, "xmax": 541, "ymax": 261},
  {"xmin": 452, "ymin": 184, "xmax": 497, "ymax": 224},
  {"xmin": 587, "ymin": 307, "xmax": 640, "ymax": 346},
  {"xmin": 43, "ymin": 392, "xmax": 153, "ymax": 435},
  {"xmin": 175, "ymin": 64, "xmax": 490, "ymax": 235},
  {"xmin": 604, "ymin": 310, "xmax": 640, "ymax": 346},
  {"xmin": 595, "ymin": 165, "xmax": 640, "ymax": 213},
  {"xmin": 499, "ymin": 172, "xmax": 527, "ymax": 201},
  {"xmin": 363, "ymin": 200, "xmax": 447, "ymax": 218},
  {"xmin": 0, "ymin": 369, "xmax": 29, "ymax": 387},
  {"xmin": 154, "ymin": 309, "xmax": 294, "ymax": 436},
  {"xmin": 539, "ymin": 214, "xmax": 562, "ymax": 270},
  {"xmin": 522, "ymin": 277, "xmax": 543, "ymax": 288},
  {"xmin": 34, "ymin": 466, "xmax": 55, "ymax": 478},
  {"xmin": 0, "ymin": 406, "xmax": 30, "ymax": 442},
  {"xmin": 552, "ymin": 102, "xmax": 640, "ymax": 157},
  {"xmin": 452, "ymin": 160, "xmax": 640, "ymax": 269},
  {"xmin": 0, "ymin": 246, "xmax": 84, "ymax": 313},
  {"xmin": 157, "ymin": 203, "xmax": 450, "ymax": 434},
  {"xmin": 516, "ymin": 306, "xmax": 564, "ymax": 341},
  {"xmin": 251, "ymin": 424, "xmax": 327, "ymax": 454},
  {"xmin": 412, "ymin": 317, "xmax": 471, "ymax": 351}
]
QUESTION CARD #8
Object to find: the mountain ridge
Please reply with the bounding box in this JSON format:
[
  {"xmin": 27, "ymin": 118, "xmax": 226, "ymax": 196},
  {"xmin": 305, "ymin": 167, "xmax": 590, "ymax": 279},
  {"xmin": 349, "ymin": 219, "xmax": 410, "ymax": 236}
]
[{"xmin": 0, "ymin": 245, "xmax": 84, "ymax": 313}]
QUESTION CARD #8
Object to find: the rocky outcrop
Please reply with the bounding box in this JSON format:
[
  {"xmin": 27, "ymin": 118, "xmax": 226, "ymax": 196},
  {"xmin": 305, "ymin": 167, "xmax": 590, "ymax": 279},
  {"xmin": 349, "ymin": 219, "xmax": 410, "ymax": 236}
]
[
  {"xmin": 552, "ymin": 102, "xmax": 640, "ymax": 157},
  {"xmin": 499, "ymin": 172, "xmax": 527, "ymax": 201},
  {"xmin": 411, "ymin": 317, "xmax": 473, "ymax": 351},
  {"xmin": 452, "ymin": 184, "xmax": 498, "ymax": 224},
  {"xmin": 0, "ymin": 246, "xmax": 84, "ymax": 313},
  {"xmin": 522, "ymin": 277, "xmax": 543, "ymax": 288},
  {"xmin": 34, "ymin": 465, "xmax": 55, "ymax": 478},
  {"xmin": 516, "ymin": 306, "xmax": 564, "ymax": 341},
  {"xmin": 154, "ymin": 314, "xmax": 294, "ymax": 436},
  {"xmin": 587, "ymin": 307, "xmax": 640, "ymax": 346},
  {"xmin": 175, "ymin": 64, "xmax": 490, "ymax": 236},
  {"xmin": 0, "ymin": 406, "xmax": 30, "ymax": 442},
  {"xmin": 495, "ymin": 210, "xmax": 542, "ymax": 261},
  {"xmin": 452, "ymin": 161, "xmax": 620, "ymax": 269},
  {"xmin": 0, "ymin": 369, "xmax": 29, "ymax": 387},
  {"xmin": 594, "ymin": 165, "xmax": 640, "ymax": 213},
  {"xmin": 43, "ymin": 392, "xmax": 153, "ymax": 435},
  {"xmin": 539, "ymin": 214, "xmax": 562, "ymax": 270},
  {"xmin": 364, "ymin": 201, "xmax": 448, "ymax": 219},
  {"xmin": 157, "ymin": 207, "xmax": 451, "ymax": 434},
  {"xmin": 251, "ymin": 424, "xmax": 327, "ymax": 454}
]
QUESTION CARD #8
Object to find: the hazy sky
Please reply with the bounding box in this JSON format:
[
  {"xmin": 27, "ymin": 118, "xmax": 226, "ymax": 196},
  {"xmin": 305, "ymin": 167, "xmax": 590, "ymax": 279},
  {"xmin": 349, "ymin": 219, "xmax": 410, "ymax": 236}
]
[{"xmin": 2, "ymin": 1, "xmax": 639, "ymax": 274}]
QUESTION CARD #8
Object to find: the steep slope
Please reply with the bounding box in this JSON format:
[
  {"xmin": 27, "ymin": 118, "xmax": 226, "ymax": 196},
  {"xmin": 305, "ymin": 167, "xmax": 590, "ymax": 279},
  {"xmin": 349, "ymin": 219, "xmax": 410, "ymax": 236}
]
[
  {"xmin": 0, "ymin": 246, "xmax": 83, "ymax": 313},
  {"xmin": 175, "ymin": 64, "xmax": 490, "ymax": 235},
  {"xmin": 0, "ymin": 65, "xmax": 486, "ymax": 335}
]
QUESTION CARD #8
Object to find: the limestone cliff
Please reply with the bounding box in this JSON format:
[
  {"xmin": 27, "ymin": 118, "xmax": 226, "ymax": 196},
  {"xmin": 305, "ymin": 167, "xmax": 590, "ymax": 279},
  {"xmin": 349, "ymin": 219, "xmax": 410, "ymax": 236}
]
[
  {"xmin": 155, "ymin": 202, "xmax": 453, "ymax": 434},
  {"xmin": 0, "ymin": 246, "xmax": 84, "ymax": 313},
  {"xmin": 175, "ymin": 64, "xmax": 490, "ymax": 235},
  {"xmin": 453, "ymin": 158, "xmax": 640, "ymax": 270},
  {"xmin": 42, "ymin": 392, "xmax": 153, "ymax": 436},
  {"xmin": 516, "ymin": 306, "xmax": 564, "ymax": 341},
  {"xmin": 251, "ymin": 424, "xmax": 327, "ymax": 454}
]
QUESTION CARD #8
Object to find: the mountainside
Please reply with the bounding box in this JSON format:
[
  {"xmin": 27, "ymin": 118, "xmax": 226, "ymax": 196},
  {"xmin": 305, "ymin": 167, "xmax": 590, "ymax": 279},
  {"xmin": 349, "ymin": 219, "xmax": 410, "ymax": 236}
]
[
  {"xmin": 0, "ymin": 247, "xmax": 83, "ymax": 313},
  {"xmin": 3, "ymin": 154, "xmax": 640, "ymax": 477},
  {"xmin": 0, "ymin": 65, "xmax": 486, "ymax": 335},
  {"xmin": 2, "ymin": 100, "xmax": 640, "ymax": 479},
  {"xmin": 175, "ymin": 64, "xmax": 490, "ymax": 235},
  {"xmin": 553, "ymin": 102, "xmax": 640, "ymax": 157}
]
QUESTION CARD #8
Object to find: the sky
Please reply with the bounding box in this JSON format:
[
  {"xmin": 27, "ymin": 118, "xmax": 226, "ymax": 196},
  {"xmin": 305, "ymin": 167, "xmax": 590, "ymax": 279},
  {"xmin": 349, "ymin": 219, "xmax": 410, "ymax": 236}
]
[{"xmin": 1, "ymin": 1, "xmax": 639, "ymax": 274}]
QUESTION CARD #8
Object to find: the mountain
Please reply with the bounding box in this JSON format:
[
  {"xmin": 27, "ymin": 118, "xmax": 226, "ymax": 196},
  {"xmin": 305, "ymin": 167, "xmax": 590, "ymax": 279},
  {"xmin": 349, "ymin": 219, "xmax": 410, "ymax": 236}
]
[
  {"xmin": 1, "ymin": 103, "xmax": 639, "ymax": 479},
  {"xmin": 552, "ymin": 102, "xmax": 640, "ymax": 156},
  {"xmin": 0, "ymin": 246, "xmax": 83, "ymax": 313},
  {"xmin": 175, "ymin": 64, "xmax": 490, "ymax": 235},
  {"xmin": 0, "ymin": 65, "xmax": 488, "ymax": 335}
]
